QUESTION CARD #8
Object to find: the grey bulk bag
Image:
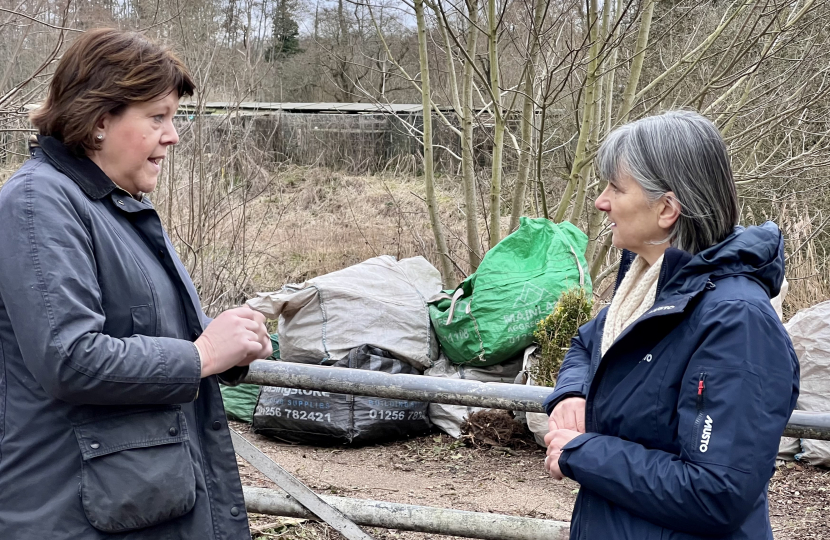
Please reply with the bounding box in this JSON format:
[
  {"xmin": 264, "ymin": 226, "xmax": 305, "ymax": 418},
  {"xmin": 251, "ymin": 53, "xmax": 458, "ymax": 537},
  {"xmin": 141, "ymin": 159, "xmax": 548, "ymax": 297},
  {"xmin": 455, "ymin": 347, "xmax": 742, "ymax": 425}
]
[
  {"xmin": 778, "ymin": 300, "xmax": 830, "ymax": 467},
  {"xmin": 252, "ymin": 345, "xmax": 432, "ymax": 445}
]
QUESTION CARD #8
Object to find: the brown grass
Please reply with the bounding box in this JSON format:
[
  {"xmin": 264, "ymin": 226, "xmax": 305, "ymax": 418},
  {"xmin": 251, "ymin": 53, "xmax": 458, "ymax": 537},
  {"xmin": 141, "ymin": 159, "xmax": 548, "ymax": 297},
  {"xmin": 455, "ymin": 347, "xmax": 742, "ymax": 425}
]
[
  {"xmin": 778, "ymin": 205, "xmax": 830, "ymax": 320},
  {"xmin": 153, "ymin": 158, "xmax": 486, "ymax": 316},
  {"xmin": 246, "ymin": 167, "xmax": 465, "ymax": 287}
]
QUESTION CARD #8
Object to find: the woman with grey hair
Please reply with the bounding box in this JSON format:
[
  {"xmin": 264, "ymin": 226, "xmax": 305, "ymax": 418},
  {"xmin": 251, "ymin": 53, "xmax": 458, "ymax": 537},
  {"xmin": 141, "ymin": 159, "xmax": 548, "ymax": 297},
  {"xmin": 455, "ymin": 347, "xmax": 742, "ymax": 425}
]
[{"xmin": 542, "ymin": 110, "xmax": 799, "ymax": 540}]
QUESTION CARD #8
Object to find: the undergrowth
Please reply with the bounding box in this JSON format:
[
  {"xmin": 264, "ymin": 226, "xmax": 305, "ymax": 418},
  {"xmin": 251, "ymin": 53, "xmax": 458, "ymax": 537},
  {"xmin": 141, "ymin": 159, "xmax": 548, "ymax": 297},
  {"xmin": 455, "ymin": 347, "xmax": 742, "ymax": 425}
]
[{"xmin": 530, "ymin": 288, "xmax": 593, "ymax": 388}]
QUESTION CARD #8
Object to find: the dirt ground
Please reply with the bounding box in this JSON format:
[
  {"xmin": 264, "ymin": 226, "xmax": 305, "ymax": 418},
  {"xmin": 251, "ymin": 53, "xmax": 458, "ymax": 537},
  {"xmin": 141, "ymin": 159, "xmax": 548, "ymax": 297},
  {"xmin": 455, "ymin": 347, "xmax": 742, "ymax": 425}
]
[
  {"xmin": 231, "ymin": 422, "xmax": 830, "ymax": 540},
  {"xmin": 769, "ymin": 463, "xmax": 830, "ymax": 539}
]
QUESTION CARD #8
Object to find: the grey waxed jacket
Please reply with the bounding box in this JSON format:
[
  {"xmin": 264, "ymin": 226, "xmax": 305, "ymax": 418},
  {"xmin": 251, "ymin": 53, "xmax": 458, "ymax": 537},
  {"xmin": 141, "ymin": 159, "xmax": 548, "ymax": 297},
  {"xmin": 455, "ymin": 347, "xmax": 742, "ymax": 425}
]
[{"xmin": 0, "ymin": 136, "xmax": 251, "ymax": 539}]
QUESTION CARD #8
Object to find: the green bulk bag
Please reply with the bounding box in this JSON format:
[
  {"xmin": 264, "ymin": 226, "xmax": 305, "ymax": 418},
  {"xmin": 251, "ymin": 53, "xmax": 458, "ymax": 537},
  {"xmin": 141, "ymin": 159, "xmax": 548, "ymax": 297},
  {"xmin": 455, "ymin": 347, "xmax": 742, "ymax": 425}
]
[
  {"xmin": 220, "ymin": 334, "xmax": 280, "ymax": 423},
  {"xmin": 429, "ymin": 217, "xmax": 591, "ymax": 367},
  {"xmin": 220, "ymin": 383, "xmax": 261, "ymax": 423}
]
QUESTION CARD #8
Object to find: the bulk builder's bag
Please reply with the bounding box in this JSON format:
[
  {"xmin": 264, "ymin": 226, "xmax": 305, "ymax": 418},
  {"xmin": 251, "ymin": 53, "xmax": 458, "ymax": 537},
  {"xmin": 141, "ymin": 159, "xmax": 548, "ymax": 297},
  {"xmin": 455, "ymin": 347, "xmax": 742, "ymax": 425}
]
[
  {"xmin": 248, "ymin": 256, "xmax": 442, "ymax": 370},
  {"xmin": 429, "ymin": 217, "xmax": 591, "ymax": 367},
  {"xmin": 252, "ymin": 345, "xmax": 431, "ymax": 445}
]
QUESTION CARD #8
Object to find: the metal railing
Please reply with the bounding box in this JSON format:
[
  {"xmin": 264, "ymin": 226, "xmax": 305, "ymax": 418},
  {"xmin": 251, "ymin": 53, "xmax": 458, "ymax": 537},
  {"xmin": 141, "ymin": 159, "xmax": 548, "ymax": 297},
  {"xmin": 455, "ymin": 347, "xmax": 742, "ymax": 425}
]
[
  {"xmin": 243, "ymin": 487, "xmax": 570, "ymax": 540},
  {"xmin": 238, "ymin": 360, "xmax": 829, "ymax": 539},
  {"xmin": 243, "ymin": 360, "xmax": 830, "ymax": 441}
]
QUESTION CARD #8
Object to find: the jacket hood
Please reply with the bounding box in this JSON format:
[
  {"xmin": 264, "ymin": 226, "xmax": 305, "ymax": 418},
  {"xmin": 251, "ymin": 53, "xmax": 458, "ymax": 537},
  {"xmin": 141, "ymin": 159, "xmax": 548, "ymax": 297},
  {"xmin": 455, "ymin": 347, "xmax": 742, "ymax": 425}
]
[{"xmin": 662, "ymin": 221, "xmax": 785, "ymax": 299}]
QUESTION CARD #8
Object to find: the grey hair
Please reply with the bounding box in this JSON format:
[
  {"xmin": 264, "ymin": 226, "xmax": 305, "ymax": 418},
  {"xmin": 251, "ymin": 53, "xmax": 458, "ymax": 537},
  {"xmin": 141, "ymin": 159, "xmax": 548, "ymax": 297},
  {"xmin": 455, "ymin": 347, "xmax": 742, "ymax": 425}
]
[{"xmin": 597, "ymin": 110, "xmax": 739, "ymax": 254}]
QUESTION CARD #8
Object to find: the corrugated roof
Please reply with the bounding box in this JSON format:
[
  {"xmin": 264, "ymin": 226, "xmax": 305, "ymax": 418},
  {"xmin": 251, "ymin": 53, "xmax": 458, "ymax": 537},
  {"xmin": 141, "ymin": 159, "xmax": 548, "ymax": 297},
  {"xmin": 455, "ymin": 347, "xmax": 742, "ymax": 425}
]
[{"xmin": 177, "ymin": 102, "xmax": 454, "ymax": 114}]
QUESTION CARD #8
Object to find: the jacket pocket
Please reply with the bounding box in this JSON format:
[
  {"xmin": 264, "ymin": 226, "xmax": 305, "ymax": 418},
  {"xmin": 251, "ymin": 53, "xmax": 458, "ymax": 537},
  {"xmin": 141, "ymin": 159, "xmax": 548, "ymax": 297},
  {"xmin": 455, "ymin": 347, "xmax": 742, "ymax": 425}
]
[
  {"xmin": 685, "ymin": 366, "xmax": 761, "ymax": 470},
  {"xmin": 691, "ymin": 371, "xmax": 708, "ymax": 452},
  {"xmin": 130, "ymin": 304, "xmax": 155, "ymax": 336},
  {"xmin": 73, "ymin": 407, "xmax": 196, "ymax": 533}
]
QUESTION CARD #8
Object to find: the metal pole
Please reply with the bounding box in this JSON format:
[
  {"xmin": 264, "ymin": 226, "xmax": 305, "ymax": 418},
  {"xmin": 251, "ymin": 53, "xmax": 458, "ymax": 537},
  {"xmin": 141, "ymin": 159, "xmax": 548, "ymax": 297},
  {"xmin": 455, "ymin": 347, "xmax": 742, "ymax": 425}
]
[
  {"xmin": 787, "ymin": 411, "xmax": 830, "ymax": 441},
  {"xmin": 243, "ymin": 486, "xmax": 570, "ymax": 540},
  {"xmin": 231, "ymin": 430, "xmax": 374, "ymax": 540},
  {"xmin": 243, "ymin": 361, "xmax": 830, "ymax": 441},
  {"xmin": 244, "ymin": 360, "xmax": 551, "ymax": 412}
]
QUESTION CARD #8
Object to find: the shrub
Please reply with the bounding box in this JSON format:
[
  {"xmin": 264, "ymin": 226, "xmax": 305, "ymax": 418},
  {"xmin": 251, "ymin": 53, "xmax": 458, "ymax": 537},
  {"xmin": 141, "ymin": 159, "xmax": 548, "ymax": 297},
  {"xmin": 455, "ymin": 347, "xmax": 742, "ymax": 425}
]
[{"xmin": 530, "ymin": 287, "xmax": 592, "ymax": 387}]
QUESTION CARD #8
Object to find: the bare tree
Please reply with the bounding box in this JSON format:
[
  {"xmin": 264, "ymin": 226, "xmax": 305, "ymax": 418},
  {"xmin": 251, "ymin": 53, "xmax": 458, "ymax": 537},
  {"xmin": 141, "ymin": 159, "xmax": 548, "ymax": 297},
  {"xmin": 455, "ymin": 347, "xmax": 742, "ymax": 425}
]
[{"xmin": 415, "ymin": 0, "xmax": 456, "ymax": 287}]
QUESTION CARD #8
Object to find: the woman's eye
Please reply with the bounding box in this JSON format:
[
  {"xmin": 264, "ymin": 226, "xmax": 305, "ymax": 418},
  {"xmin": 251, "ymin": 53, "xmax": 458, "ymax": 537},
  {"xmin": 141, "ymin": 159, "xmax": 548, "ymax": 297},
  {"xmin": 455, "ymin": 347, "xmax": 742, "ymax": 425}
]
[{"xmin": 153, "ymin": 115, "xmax": 164, "ymax": 122}]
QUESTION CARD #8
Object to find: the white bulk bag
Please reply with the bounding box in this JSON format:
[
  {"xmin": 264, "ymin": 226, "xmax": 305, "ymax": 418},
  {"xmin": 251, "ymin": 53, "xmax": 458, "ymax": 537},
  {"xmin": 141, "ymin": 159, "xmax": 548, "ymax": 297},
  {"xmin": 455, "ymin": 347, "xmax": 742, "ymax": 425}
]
[
  {"xmin": 248, "ymin": 256, "xmax": 442, "ymax": 370},
  {"xmin": 515, "ymin": 345, "xmax": 552, "ymax": 447},
  {"xmin": 781, "ymin": 299, "xmax": 830, "ymax": 467}
]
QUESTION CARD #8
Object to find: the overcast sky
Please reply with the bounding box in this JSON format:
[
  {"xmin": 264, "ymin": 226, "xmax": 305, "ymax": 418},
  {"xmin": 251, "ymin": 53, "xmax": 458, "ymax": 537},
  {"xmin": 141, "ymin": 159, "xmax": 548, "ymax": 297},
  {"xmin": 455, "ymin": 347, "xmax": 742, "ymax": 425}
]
[{"xmin": 295, "ymin": 0, "xmax": 417, "ymax": 36}]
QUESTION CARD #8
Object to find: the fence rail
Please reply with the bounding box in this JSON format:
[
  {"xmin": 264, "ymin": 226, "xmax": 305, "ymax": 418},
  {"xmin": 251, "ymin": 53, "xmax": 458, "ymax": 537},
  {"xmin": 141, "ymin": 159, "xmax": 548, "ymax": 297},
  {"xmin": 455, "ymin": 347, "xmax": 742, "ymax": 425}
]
[
  {"xmin": 239, "ymin": 359, "xmax": 828, "ymax": 539},
  {"xmin": 244, "ymin": 487, "xmax": 570, "ymax": 540},
  {"xmin": 243, "ymin": 360, "xmax": 830, "ymax": 441}
]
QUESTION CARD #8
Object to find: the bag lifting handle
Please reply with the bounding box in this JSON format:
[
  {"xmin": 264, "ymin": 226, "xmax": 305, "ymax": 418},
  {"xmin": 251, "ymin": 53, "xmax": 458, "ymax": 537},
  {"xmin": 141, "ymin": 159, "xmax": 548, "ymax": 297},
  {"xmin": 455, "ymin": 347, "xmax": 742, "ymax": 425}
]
[{"xmin": 445, "ymin": 288, "xmax": 465, "ymax": 325}]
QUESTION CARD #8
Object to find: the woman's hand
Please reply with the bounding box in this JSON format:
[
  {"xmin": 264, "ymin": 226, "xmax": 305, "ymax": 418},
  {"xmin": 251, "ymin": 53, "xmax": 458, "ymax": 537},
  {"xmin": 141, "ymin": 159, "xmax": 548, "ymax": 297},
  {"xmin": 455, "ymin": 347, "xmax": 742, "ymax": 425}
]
[
  {"xmin": 195, "ymin": 307, "xmax": 272, "ymax": 378},
  {"xmin": 544, "ymin": 429, "xmax": 581, "ymax": 480},
  {"xmin": 549, "ymin": 397, "xmax": 586, "ymax": 434},
  {"xmin": 545, "ymin": 398, "xmax": 586, "ymax": 480}
]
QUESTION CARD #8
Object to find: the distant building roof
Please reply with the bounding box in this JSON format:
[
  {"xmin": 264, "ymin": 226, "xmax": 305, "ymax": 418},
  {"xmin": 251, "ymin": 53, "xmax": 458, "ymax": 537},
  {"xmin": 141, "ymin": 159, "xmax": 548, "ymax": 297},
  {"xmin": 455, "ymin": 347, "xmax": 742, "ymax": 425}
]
[{"xmin": 177, "ymin": 102, "xmax": 457, "ymax": 114}]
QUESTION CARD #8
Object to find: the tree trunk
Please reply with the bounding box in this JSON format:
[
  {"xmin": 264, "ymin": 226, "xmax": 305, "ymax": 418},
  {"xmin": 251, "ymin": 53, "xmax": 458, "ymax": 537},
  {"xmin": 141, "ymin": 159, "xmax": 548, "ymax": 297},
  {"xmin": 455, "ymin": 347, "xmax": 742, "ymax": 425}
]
[
  {"xmin": 415, "ymin": 0, "xmax": 456, "ymax": 288},
  {"xmin": 536, "ymin": 98, "xmax": 549, "ymax": 220},
  {"xmin": 509, "ymin": 0, "xmax": 547, "ymax": 233},
  {"xmin": 585, "ymin": 0, "xmax": 621, "ymax": 267},
  {"xmin": 462, "ymin": 0, "xmax": 483, "ymax": 270},
  {"xmin": 603, "ymin": 0, "xmax": 623, "ymax": 133},
  {"xmin": 432, "ymin": 4, "xmax": 462, "ymax": 116},
  {"xmin": 566, "ymin": 0, "xmax": 600, "ymax": 225},
  {"xmin": 487, "ymin": 0, "xmax": 504, "ymax": 248},
  {"xmin": 616, "ymin": 0, "xmax": 656, "ymax": 124},
  {"xmin": 336, "ymin": 0, "xmax": 352, "ymax": 102},
  {"xmin": 553, "ymin": 0, "xmax": 599, "ymax": 224}
]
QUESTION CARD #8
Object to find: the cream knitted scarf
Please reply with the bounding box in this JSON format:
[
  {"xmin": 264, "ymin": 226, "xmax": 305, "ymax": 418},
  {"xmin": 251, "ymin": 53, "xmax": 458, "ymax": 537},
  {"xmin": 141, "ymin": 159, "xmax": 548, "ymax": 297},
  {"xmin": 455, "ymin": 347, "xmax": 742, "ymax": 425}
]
[{"xmin": 601, "ymin": 254, "xmax": 664, "ymax": 357}]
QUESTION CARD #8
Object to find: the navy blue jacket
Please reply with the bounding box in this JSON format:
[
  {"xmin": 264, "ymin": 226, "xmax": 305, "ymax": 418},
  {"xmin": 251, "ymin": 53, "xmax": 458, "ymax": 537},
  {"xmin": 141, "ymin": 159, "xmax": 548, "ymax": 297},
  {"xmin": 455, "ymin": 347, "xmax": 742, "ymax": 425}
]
[{"xmin": 543, "ymin": 223, "xmax": 799, "ymax": 540}]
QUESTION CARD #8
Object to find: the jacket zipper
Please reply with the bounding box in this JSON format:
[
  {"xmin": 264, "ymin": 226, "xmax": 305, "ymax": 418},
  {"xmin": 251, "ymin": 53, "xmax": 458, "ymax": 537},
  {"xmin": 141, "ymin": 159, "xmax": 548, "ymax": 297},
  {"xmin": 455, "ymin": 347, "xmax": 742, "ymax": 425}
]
[
  {"xmin": 654, "ymin": 258, "xmax": 671, "ymax": 299},
  {"xmin": 693, "ymin": 372, "xmax": 707, "ymax": 446}
]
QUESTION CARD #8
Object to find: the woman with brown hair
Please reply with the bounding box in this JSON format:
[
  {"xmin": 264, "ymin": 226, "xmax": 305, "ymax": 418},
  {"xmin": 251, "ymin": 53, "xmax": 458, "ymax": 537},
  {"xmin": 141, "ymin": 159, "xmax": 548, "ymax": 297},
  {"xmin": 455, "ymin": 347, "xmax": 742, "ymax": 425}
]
[{"xmin": 0, "ymin": 29, "xmax": 271, "ymax": 538}]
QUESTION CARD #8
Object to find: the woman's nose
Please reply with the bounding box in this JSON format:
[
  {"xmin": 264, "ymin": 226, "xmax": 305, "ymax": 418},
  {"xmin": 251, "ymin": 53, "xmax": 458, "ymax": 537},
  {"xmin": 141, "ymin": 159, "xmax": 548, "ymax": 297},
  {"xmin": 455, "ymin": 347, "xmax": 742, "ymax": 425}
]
[
  {"xmin": 162, "ymin": 122, "xmax": 179, "ymax": 146},
  {"xmin": 595, "ymin": 185, "xmax": 611, "ymax": 212}
]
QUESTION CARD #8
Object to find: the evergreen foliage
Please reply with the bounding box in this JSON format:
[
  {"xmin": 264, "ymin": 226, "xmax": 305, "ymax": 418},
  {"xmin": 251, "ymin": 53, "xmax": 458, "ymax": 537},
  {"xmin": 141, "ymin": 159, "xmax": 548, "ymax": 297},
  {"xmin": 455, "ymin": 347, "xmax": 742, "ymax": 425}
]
[{"xmin": 266, "ymin": 1, "xmax": 303, "ymax": 61}]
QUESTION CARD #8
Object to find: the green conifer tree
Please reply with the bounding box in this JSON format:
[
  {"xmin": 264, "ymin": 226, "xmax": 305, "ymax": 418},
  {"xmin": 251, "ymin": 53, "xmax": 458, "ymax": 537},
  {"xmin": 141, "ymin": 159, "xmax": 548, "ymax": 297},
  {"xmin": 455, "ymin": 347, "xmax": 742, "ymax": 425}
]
[{"xmin": 266, "ymin": 0, "xmax": 302, "ymax": 61}]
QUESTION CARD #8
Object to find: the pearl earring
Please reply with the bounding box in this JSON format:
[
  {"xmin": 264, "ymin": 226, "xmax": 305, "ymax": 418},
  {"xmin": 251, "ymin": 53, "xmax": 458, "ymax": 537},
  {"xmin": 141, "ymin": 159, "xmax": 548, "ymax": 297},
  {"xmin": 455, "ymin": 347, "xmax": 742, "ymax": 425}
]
[{"xmin": 96, "ymin": 133, "xmax": 104, "ymax": 141}]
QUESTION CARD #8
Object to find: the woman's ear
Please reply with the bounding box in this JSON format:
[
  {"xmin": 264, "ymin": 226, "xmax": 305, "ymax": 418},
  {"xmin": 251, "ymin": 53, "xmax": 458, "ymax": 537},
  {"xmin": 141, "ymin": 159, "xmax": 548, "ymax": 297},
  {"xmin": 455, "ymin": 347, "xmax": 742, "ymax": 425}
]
[
  {"xmin": 88, "ymin": 115, "xmax": 111, "ymax": 156},
  {"xmin": 94, "ymin": 114, "xmax": 108, "ymax": 133},
  {"xmin": 658, "ymin": 191, "xmax": 681, "ymax": 230}
]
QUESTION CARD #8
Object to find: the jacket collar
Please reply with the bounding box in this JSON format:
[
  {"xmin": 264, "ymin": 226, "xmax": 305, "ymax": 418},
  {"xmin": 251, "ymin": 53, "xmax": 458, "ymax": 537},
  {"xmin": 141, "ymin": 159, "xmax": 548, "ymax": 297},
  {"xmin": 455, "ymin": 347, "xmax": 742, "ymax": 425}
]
[
  {"xmin": 613, "ymin": 247, "xmax": 694, "ymax": 303},
  {"xmin": 600, "ymin": 247, "xmax": 697, "ymax": 361},
  {"xmin": 36, "ymin": 135, "xmax": 118, "ymax": 200},
  {"xmin": 610, "ymin": 223, "xmax": 784, "ymax": 310}
]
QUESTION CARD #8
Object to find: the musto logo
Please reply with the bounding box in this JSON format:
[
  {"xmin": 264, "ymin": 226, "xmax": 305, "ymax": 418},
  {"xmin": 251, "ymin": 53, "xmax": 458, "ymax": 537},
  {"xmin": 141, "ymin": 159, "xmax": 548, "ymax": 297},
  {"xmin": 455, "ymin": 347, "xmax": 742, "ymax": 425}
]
[{"xmin": 699, "ymin": 415, "xmax": 714, "ymax": 452}]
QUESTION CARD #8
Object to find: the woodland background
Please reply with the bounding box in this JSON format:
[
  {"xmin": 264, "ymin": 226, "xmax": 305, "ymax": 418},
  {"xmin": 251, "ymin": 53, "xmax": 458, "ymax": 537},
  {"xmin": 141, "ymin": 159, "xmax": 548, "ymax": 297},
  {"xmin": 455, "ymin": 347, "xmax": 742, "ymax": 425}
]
[{"xmin": 0, "ymin": 0, "xmax": 828, "ymax": 319}]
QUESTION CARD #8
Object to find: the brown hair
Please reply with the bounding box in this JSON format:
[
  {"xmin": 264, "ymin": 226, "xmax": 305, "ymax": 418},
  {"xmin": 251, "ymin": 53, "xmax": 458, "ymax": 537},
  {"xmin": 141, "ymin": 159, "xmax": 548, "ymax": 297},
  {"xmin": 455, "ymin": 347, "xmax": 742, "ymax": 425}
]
[{"xmin": 30, "ymin": 29, "xmax": 195, "ymax": 156}]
